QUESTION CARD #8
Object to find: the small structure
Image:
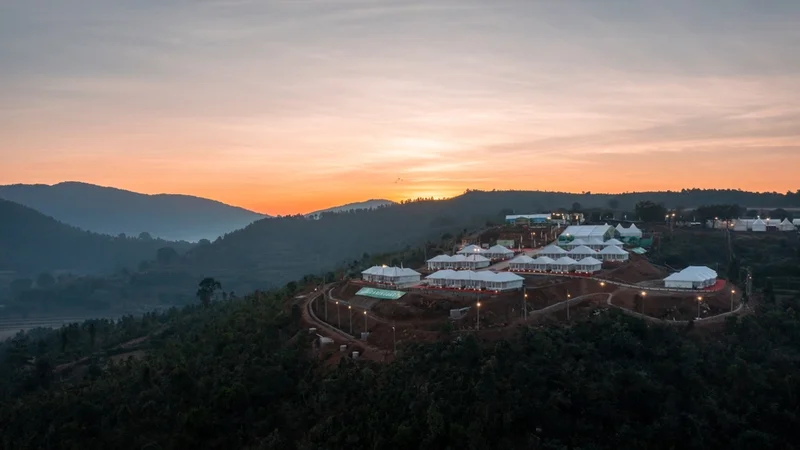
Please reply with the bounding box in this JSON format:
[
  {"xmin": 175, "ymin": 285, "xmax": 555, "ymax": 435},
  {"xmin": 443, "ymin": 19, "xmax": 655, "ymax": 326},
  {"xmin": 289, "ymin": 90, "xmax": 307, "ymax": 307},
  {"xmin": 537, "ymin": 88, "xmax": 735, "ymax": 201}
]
[
  {"xmin": 586, "ymin": 237, "xmax": 606, "ymax": 250},
  {"xmin": 425, "ymin": 269, "xmax": 456, "ymax": 287},
  {"xmin": 564, "ymin": 238, "xmax": 588, "ymax": 248},
  {"xmin": 598, "ymin": 245, "xmax": 629, "ymax": 262},
  {"xmin": 575, "ymin": 257, "xmax": 603, "ymax": 274},
  {"xmin": 485, "ymin": 244, "xmax": 514, "ymax": 260},
  {"xmin": 424, "ymin": 270, "xmax": 524, "ymax": 291},
  {"xmin": 733, "ymin": 219, "xmax": 748, "ymax": 231},
  {"xmin": 457, "ymin": 244, "xmax": 487, "ymax": 255},
  {"xmin": 663, "ymin": 266, "xmax": 718, "ymax": 289},
  {"xmin": 538, "ymin": 244, "xmax": 568, "ymax": 259},
  {"xmin": 567, "ymin": 245, "xmax": 597, "ymax": 260},
  {"xmin": 484, "ymin": 272, "xmax": 525, "ymax": 291},
  {"xmin": 508, "ymin": 255, "xmax": 535, "ymax": 271},
  {"xmin": 505, "ymin": 214, "xmax": 552, "ymax": 225},
  {"xmin": 617, "ymin": 223, "xmax": 643, "ymax": 239},
  {"xmin": 426, "ymin": 254, "xmax": 452, "ymax": 271},
  {"xmin": 551, "ymin": 256, "xmax": 577, "ymax": 273},
  {"xmin": 361, "ymin": 266, "xmax": 421, "ymax": 286},
  {"xmin": 426, "ymin": 254, "xmax": 490, "ymax": 270},
  {"xmin": 779, "ymin": 218, "xmax": 796, "ymax": 232},
  {"xmin": 530, "ymin": 256, "xmax": 554, "ymax": 272},
  {"xmin": 603, "ymin": 238, "xmax": 624, "ymax": 247},
  {"xmin": 751, "ymin": 218, "xmax": 767, "ymax": 232},
  {"xmin": 559, "ymin": 224, "xmax": 614, "ymax": 243}
]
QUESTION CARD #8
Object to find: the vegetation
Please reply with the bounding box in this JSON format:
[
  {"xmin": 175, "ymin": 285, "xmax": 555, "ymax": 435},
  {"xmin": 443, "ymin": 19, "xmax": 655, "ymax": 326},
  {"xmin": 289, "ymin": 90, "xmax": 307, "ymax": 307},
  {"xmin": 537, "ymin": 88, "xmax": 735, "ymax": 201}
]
[{"xmin": 2, "ymin": 275, "xmax": 800, "ymax": 449}]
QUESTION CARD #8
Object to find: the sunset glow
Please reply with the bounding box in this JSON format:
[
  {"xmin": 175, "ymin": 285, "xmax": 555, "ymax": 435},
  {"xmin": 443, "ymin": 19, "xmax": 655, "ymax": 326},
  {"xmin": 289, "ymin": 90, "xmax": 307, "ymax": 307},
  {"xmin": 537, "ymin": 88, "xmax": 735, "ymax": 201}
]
[{"xmin": 1, "ymin": 1, "xmax": 799, "ymax": 215}]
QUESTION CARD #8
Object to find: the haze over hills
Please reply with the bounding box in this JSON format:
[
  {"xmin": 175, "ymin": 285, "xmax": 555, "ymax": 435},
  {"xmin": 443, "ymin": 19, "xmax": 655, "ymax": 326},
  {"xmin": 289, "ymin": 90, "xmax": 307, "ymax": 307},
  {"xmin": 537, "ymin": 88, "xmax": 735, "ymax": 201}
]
[
  {"xmin": 0, "ymin": 199, "xmax": 195, "ymax": 277},
  {"xmin": 0, "ymin": 182, "xmax": 267, "ymax": 242},
  {"xmin": 305, "ymin": 199, "xmax": 395, "ymax": 219}
]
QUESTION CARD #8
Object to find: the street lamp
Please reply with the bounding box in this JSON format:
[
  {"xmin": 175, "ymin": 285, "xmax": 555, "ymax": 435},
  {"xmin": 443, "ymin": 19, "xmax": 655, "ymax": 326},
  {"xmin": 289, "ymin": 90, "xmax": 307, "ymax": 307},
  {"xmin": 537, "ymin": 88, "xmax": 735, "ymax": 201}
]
[
  {"xmin": 523, "ymin": 289, "xmax": 528, "ymax": 319},
  {"xmin": 566, "ymin": 293, "xmax": 571, "ymax": 321},
  {"xmin": 363, "ymin": 310, "xmax": 368, "ymax": 332},
  {"xmin": 392, "ymin": 324, "xmax": 396, "ymax": 354},
  {"xmin": 336, "ymin": 301, "xmax": 341, "ymax": 329},
  {"xmin": 476, "ymin": 301, "xmax": 481, "ymax": 331},
  {"xmin": 697, "ymin": 296, "xmax": 703, "ymax": 318},
  {"xmin": 348, "ymin": 305, "xmax": 353, "ymax": 334},
  {"xmin": 731, "ymin": 289, "xmax": 736, "ymax": 312},
  {"xmin": 641, "ymin": 291, "xmax": 647, "ymax": 314}
]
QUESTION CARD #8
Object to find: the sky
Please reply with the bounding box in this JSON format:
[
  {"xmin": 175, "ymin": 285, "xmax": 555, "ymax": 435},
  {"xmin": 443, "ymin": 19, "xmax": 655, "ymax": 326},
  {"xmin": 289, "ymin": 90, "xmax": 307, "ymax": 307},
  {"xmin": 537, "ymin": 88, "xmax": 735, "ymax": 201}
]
[{"xmin": 1, "ymin": 0, "xmax": 799, "ymax": 215}]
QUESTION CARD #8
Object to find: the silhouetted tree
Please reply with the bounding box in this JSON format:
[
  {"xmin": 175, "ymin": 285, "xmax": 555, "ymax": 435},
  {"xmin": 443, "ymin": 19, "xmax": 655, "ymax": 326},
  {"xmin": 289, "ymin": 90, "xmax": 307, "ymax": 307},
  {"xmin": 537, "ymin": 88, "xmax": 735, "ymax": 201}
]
[{"xmin": 196, "ymin": 277, "xmax": 222, "ymax": 307}]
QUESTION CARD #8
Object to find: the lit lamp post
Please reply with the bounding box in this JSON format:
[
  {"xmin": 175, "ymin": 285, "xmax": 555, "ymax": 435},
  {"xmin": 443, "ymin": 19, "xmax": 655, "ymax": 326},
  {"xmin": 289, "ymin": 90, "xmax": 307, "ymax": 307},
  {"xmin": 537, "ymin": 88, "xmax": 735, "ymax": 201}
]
[
  {"xmin": 523, "ymin": 288, "xmax": 528, "ymax": 320},
  {"xmin": 641, "ymin": 291, "xmax": 647, "ymax": 314},
  {"xmin": 336, "ymin": 300, "xmax": 341, "ymax": 329},
  {"xmin": 476, "ymin": 301, "xmax": 481, "ymax": 331},
  {"xmin": 566, "ymin": 293, "xmax": 571, "ymax": 321},
  {"xmin": 697, "ymin": 296, "xmax": 703, "ymax": 318},
  {"xmin": 348, "ymin": 305, "xmax": 353, "ymax": 334},
  {"xmin": 392, "ymin": 324, "xmax": 396, "ymax": 354},
  {"xmin": 363, "ymin": 310, "xmax": 368, "ymax": 332},
  {"xmin": 731, "ymin": 289, "xmax": 736, "ymax": 312}
]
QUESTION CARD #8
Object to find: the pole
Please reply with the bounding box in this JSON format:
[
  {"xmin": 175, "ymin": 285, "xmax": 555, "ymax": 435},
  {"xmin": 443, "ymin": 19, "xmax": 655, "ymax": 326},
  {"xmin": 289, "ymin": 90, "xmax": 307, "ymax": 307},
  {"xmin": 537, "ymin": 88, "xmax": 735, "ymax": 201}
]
[
  {"xmin": 336, "ymin": 301, "xmax": 341, "ymax": 329},
  {"xmin": 476, "ymin": 300, "xmax": 481, "ymax": 331},
  {"xmin": 522, "ymin": 287, "xmax": 527, "ymax": 320},
  {"xmin": 348, "ymin": 305, "xmax": 352, "ymax": 334},
  {"xmin": 392, "ymin": 324, "xmax": 396, "ymax": 354},
  {"xmin": 364, "ymin": 311, "xmax": 368, "ymax": 332}
]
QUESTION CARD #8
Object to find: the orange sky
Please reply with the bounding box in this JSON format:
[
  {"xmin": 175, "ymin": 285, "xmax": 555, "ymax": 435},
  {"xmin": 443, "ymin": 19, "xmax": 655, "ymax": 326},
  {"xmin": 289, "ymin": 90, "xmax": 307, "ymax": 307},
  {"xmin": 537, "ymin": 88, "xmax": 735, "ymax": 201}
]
[{"xmin": 2, "ymin": 1, "xmax": 799, "ymax": 215}]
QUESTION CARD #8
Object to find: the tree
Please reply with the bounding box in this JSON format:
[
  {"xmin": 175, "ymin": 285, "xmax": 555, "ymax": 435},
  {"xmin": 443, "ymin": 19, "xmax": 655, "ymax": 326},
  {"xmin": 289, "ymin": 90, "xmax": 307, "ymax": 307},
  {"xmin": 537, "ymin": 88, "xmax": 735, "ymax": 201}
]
[
  {"xmin": 198, "ymin": 239, "xmax": 211, "ymax": 246},
  {"xmin": 156, "ymin": 247, "xmax": 179, "ymax": 265},
  {"xmin": 196, "ymin": 277, "xmax": 222, "ymax": 307},
  {"xmin": 36, "ymin": 273, "xmax": 55, "ymax": 288},
  {"xmin": 571, "ymin": 202, "xmax": 582, "ymax": 212},
  {"xmin": 634, "ymin": 201, "xmax": 668, "ymax": 223},
  {"xmin": 770, "ymin": 208, "xmax": 792, "ymax": 220},
  {"xmin": 138, "ymin": 232, "xmax": 153, "ymax": 241}
]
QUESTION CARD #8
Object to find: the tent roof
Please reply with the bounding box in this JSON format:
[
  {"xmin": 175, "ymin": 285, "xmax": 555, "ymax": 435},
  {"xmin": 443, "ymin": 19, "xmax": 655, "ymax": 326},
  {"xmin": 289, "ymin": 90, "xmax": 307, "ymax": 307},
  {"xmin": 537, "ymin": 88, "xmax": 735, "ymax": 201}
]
[
  {"xmin": 577, "ymin": 257, "xmax": 603, "ymax": 265},
  {"xmin": 363, "ymin": 266, "xmax": 420, "ymax": 277},
  {"xmin": 553, "ymin": 257, "xmax": 578, "ymax": 265},
  {"xmin": 492, "ymin": 272, "xmax": 524, "ymax": 282},
  {"xmin": 427, "ymin": 254, "xmax": 452, "ymax": 262},
  {"xmin": 426, "ymin": 269, "xmax": 456, "ymax": 279},
  {"xmin": 586, "ymin": 237, "xmax": 605, "ymax": 245},
  {"xmin": 664, "ymin": 266, "xmax": 717, "ymax": 282},
  {"xmin": 599, "ymin": 245, "xmax": 629, "ymax": 255},
  {"xmin": 487, "ymin": 244, "xmax": 513, "ymax": 254},
  {"xmin": 604, "ymin": 238, "xmax": 624, "ymax": 245},
  {"xmin": 465, "ymin": 254, "xmax": 490, "ymax": 262},
  {"xmin": 533, "ymin": 256, "xmax": 555, "ymax": 263},
  {"xmin": 568, "ymin": 245, "xmax": 597, "ymax": 255},
  {"xmin": 560, "ymin": 225, "xmax": 612, "ymax": 239},
  {"xmin": 458, "ymin": 244, "xmax": 485, "ymax": 253},
  {"xmin": 565, "ymin": 238, "xmax": 587, "ymax": 246},
  {"xmin": 510, "ymin": 255, "xmax": 535, "ymax": 263},
  {"xmin": 781, "ymin": 218, "xmax": 793, "ymax": 224},
  {"xmin": 539, "ymin": 245, "xmax": 567, "ymax": 255}
]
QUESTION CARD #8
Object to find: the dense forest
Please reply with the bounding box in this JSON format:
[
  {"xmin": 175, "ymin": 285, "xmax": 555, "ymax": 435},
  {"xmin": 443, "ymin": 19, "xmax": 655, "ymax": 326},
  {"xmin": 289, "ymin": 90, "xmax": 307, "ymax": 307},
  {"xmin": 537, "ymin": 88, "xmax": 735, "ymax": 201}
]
[
  {"xmin": 2, "ymin": 278, "xmax": 800, "ymax": 449},
  {"xmin": 0, "ymin": 199, "xmax": 195, "ymax": 276}
]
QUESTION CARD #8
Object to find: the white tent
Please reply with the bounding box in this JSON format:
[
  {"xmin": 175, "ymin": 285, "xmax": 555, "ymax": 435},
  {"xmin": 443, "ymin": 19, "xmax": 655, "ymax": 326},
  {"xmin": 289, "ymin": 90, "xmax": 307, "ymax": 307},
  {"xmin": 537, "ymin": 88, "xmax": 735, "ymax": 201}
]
[
  {"xmin": 733, "ymin": 219, "xmax": 748, "ymax": 231},
  {"xmin": 663, "ymin": 266, "xmax": 717, "ymax": 289},
  {"xmin": 538, "ymin": 244, "xmax": 568, "ymax": 259},
  {"xmin": 508, "ymin": 255, "xmax": 535, "ymax": 271},
  {"xmin": 575, "ymin": 257, "xmax": 603, "ymax": 274},
  {"xmin": 425, "ymin": 269, "xmax": 456, "ymax": 287},
  {"xmin": 559, "ymin": 225, "xmax": 613, "ymax": 241},
  {"xmin": 598, "ymin": 245, "xmax": 629, "ymax": 262},
  {"xmin": 425, "ymin": 270, "xmax": 523, "ymax": 291},
  {"xmin": 362, "ymin": 266, "xmax": 421, "ymax": 286},
  {"xmin": 551, "ymin": 256, "xmax": 577, "ymax": 273},
  {"xmin": 603, "ymin": 238, "xmax": 624, "ymax": 247},
  {"xmin": 426, "ymin": 254, "xmax": 452, "ymax": 270},
  {"xmin": 486, "ymin": 272, "xmax": 524, "ymax": 291},
  {"xmin": 565, "ymin": 238, "xmax": 588, "ymax": 248},
  {"xmin": 531, "ymin": 256, "xmax": 554, "ymax": 272},
  {"xmin": 457, "ymin": 244, "xmax": 487, "ymax": 255},
  {"xmin": 485, "ymin": 244, "xmax": 514, "ymax": 260},
  {"xmin": 752, "ymin": 218, "xmax": 767, "ymax": 232},
  {"xmin": 568, "ymin": 245, "xmax": 597, "ymax": 260},
  {"xmin": 779, "ymin": 218, "xmax": 796, "ymax": 232},
  {"xmin": 794, "ymin": 219, "xmax": 800, "ymax": 227},
  {"xmin": 586, "ymin": 237, "xmax": 606, "ymax": 250},
  {"xmin": 618, "ymin": 224, "xmax": 643, "ymax": 238}
]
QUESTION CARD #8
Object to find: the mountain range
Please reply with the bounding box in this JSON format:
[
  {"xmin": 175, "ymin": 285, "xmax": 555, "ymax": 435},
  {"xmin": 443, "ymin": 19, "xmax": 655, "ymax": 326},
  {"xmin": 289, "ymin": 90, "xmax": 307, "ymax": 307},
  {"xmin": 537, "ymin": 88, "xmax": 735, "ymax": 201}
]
[{"xmin": 0, "ymin": 182, "xmax": 267, "ymax": 242}]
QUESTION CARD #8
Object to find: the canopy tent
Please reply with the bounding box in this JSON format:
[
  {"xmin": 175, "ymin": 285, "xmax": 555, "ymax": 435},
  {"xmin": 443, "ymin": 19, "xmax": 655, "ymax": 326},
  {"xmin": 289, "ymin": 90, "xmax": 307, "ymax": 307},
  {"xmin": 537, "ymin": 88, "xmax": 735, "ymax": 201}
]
[
  {"xmin": 531, "ymin": 256, "xmax": 555, "ymax": 272},
  {"xmin": 567, "ymin": 245, "xmax": 598, "ymax": 260},
  {"xmin": 355, "ymin": 287, "xmax": 406, "ymax": 300},
  {"xmin": 559, "ymin": 225, "xmax": 614, "ymax": 242},
  {"xmin": 598, "ymin": 245, "xmax": 629, "ymax": 262},
  {"xmin": 425, "ymin": 270, "xmax": 524, "ymax": 291},
  {"xmin": 427, "ymin": 254, "xmax": 490, "ymax": 270},
  {"xmin": 457, "ymin": 244, "xmax": 487, "ymax": 255},
  {"xmin": 538, "ymin": 244, "xmax": 568, "ymax": 259},
  {"xmin": 551, "ymin": 256, "xmax": 577, "ymax": 273},
  {"xmin": 485, "ymin": 244, "xmax": 514, "ymax": 260},
  {"xmin": 603, "ymin": 238, "xmax": 624, "ymax": 247},
  {"xmin": 779, "ymin": 218, "xmax": 796, "ymax": 232},
  {"xmin": 575, "ymin": 257, "xmax": 603, "ymax": 274},
  {"xmin": 663, "ymin": 266, "xmax": 717, "ymax": 289},
  {"xmin": 733, "ymin": 219, "xmax": 748, "ymax": 231},
  {"xmin": 585, "ymin": 237, "xmax": 606, "ymax": 250},
  {"xmin": 751, "ymin": 218, "xmax": 767, "ymax": 232},
  {"xmin": 617, "ymin": 223, "xmax": 643, "ymax": 238},
  {"xmin": 564, "ymin": 238, "xmax": 588, "ymax": 248},
  {"xmin": 508, "ymin": 255, "xmax": 535, "ymax": 271},
  {"xmin": 362, "ymin": 266, "xmax": 421, "ymax": 286}
]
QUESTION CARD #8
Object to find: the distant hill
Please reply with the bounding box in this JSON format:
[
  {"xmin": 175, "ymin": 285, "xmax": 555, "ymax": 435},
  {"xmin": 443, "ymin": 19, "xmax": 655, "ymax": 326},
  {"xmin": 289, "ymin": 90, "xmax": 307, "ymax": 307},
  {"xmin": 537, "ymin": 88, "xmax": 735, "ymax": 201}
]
[
  {"xmin": 0, "ymin": 182, "xmax": 267, "ymax": 242},
  {"xmin": 176, "ymin": 188, "xmax": 800, "ymax": 291},
  {"xmin": 0, "ymin": 199, "xmax": 195, "ymax": 277},
  {"xmin": 306, "ymin": 199, "xmax": 395, "ymax": 219}
]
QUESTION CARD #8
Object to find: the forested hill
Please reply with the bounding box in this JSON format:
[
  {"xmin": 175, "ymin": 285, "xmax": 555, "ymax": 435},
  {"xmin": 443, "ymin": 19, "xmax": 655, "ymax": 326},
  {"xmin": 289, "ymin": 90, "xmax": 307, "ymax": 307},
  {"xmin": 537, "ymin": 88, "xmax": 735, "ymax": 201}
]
[
  {"xmin": 0, "ymin": 199, "xmax": 194, "ymax": 276},
  {"xmin": 0, "ymin": 182, "xmax": 266, "ymax": 242},
  {"xmin": 180, "ymin": 188, "xmax": 800, "ymax": 290}
]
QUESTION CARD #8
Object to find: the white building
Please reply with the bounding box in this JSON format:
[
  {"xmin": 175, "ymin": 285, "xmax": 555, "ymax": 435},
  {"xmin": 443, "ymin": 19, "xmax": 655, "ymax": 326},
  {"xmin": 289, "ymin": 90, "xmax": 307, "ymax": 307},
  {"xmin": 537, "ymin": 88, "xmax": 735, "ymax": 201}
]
[
  {"xmin": 752, "ymin": 218, "xmax": 767, "ymax": 232},
  {"xmin": 568, "ymin": 245, "xmax": 598, "ymax": 260},
  {"xmin": 733, "ymin": 219, "xmax": 748, "ymax": 231},
  {"xmin": 565, "ymin": 238, "xmax": 588, "ymax": 248},
  {"xmin": 425, "ymin": 270, "xmax": 524, "ymax": 291},
  {"xmin": 508, "ymin": 255, "xmax": 535, "ymax": 271},
  {"xmin": 617, "ymin": 223, "xmax": 643, "ymax": 239},
  {"xmin": 663, "ymin": 266, "xmax": 718, "ymax": 289},
  {"xmin": 426, "ymin": 254, "xmax": 490, "ymax": 271},
  {"xmin": 779, "ymin": 218, "xmax": 796, "ymax": 232},
  {"xmin": 538, "ymin": 244, "xmax": 568, "ymax": 259},
  {"xmin": 531, "ymin": 256, "xmax": 554, "ymax": 272},
  {"xmin": 586, "ymin": 238, "xmax": 606, "ymax": 250},
  {"xmin": 603, "ymin": 238, "xmax": 624, "ymax": 247},
  {"xmin": 362, "ymin": 266, "xmax": 421, "ymax": 286},
  {"xmin": 551, "ymin": 256, "xmax": 577, "ymax": 273},
  {"xmin": 457, "ymin": 244, "xmax": 487, "ymax": 255},
  {"xmin": 575, "ymin": 257, "xmax": 603, "ymax": 274},
  {"xmin": 598, "ymin": 245, "xmax": 629, "ymax": 262},
  {"xmin": 485, "ymin": 244, "xmax": 514, "ymax": 260},
  {"xmin": 559, "ymin": 224, "xmax": 614, "ymax": 242}
]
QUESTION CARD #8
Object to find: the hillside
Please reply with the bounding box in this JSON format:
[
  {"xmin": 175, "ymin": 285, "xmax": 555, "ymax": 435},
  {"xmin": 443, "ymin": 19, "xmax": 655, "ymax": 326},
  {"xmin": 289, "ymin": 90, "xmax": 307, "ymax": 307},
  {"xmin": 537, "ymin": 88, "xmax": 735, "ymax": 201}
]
[
  {"xmin": 306, "ymin": 199, "xmax": 395, "ymax": 219},
  {"xmin": 0, "ymin": 199, "xmax": 194, "ymax": 278},
  {"xmin": 0, "ymin": 182, "xmax": 266, "ymax": 242},
  {"xmin": 178, "ymin": 189, "xmax": 800, "ymax": 291}
]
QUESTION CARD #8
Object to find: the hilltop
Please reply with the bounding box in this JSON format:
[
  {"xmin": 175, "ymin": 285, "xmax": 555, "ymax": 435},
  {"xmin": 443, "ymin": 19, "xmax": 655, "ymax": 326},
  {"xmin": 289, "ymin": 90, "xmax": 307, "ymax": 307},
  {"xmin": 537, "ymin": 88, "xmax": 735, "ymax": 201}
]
[
  {"xmin": 0, "ymin": 199, "xmax": 194, "ymax": 277},
  {"xmin": 0, "ymin": 182, "xmax": 266, "ymax": 242},
  {"xmin": 306, "ymin": 199, "xmax": 395, "ymax": 219}
]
